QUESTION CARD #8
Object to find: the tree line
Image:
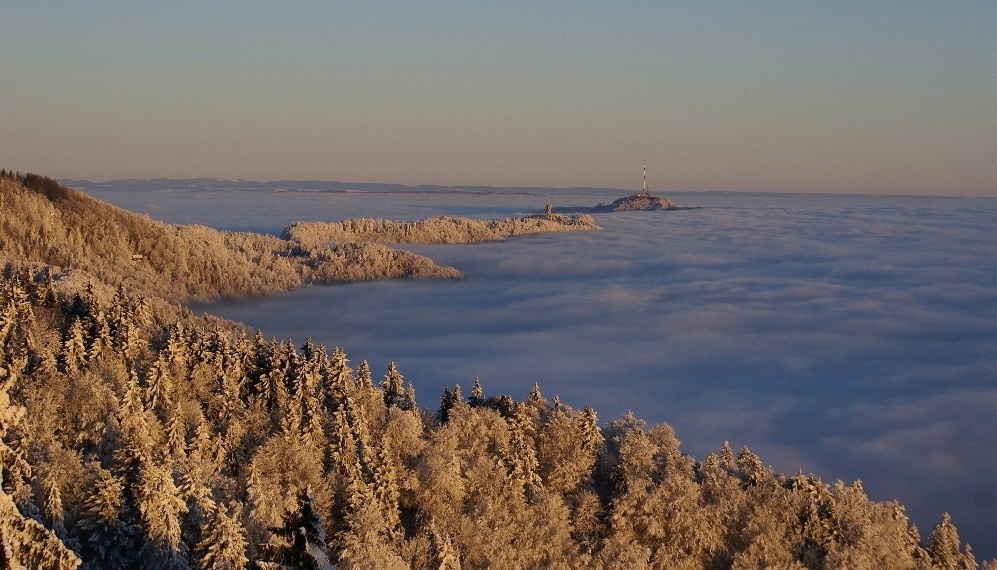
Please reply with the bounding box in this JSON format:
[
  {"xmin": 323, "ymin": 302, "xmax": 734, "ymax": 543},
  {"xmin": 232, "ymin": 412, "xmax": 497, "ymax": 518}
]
[{"xmin": 283, "ymin": 213, "xmax": 598, "ymax": 249}]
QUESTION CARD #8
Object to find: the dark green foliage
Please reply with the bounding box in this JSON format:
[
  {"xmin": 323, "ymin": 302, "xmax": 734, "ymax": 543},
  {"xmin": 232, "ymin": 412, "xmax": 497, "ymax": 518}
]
[{"xmin": 21, "ymin": 173, "xmax": 75, "ymax": 203}]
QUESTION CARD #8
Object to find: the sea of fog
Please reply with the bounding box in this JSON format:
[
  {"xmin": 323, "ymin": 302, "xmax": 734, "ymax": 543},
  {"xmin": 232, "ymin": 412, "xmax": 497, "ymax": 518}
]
[{"xmin": 81, "ymin": 182, "xmax": 997, "ymax": 559}]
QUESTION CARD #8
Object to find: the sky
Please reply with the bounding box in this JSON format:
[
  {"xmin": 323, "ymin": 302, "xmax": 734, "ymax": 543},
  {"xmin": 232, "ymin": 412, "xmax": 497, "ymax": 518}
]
[{"xmin": 2, "ymin": 2, "xmax": 996, "ymax": 195}]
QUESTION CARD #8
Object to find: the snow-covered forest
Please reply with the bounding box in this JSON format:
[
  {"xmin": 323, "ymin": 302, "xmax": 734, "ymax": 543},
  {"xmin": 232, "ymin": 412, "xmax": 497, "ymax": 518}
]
[
  {"xmin": 0, "ymin": 173, "xmax": 459, "ymax": 303},
  {"xmin": 0, "ymin": 172, "xmax": 992, "ymax": 568},
  {"xmin": 283, "ymin": 213, "xmax": 598, "ymax": 248}
]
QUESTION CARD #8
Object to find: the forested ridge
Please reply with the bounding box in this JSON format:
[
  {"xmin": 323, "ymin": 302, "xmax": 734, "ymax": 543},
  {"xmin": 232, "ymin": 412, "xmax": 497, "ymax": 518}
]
[
  {"xmin": 0, "ymin": 171, "xmax": 991, "ymax": 569},
  {"xmin": 0, "ymin": 173, "xmax": 459, "ymax": 304},
  {"xmin": 284, "ymin": 213, "xmax": 598, "ymax": 248}
]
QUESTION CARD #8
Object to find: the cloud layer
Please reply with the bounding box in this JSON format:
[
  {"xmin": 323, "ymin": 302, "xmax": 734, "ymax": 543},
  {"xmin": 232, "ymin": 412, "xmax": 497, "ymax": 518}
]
[{"xmin": 94, "ymin": 185, "xmax": 997, "ymax": 558}]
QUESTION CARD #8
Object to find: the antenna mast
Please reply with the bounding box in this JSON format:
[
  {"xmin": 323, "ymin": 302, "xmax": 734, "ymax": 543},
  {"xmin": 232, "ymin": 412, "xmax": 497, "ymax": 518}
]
[{"xmin": 642, "ymin": 160, "xmax": 649, "ymax": 196}]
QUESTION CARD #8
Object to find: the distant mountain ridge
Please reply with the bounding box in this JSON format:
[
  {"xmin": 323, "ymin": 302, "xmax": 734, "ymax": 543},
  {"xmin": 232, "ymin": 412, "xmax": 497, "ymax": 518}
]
[{"xmin": 61, "ymin": 177, "xmax": 628, "ymax": 197}]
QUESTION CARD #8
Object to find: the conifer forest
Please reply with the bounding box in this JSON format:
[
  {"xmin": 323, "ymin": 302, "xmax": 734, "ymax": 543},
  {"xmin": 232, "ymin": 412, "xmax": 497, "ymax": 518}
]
[{"xmin": 0, "ymin": 172, "xmax": 991, "ymax": 568}]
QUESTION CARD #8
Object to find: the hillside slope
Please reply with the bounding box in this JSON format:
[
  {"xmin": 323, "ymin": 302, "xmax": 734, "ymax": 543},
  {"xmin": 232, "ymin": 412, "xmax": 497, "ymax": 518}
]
[
  {"xmin": 0, "ymin": 268, "xmax": 985, "ymax": 569},
  {"xmin": 0, "ymin": 174, "xmax": 459, "ymax": 302}
]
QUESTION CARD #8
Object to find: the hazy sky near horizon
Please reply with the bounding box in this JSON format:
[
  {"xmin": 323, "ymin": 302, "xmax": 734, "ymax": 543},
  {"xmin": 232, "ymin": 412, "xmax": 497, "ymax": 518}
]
[{"xmin": 2, "ymin": 2, "xmax": 996, "ymax": 195}]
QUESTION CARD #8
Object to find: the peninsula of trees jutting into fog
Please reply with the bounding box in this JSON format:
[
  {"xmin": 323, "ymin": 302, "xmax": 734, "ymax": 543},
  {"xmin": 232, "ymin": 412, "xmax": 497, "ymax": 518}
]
[
  {"xmin": 0, "ymin": 171, "xmax": 990, "ymax": 569},
  {"xmin": 284, "ymin": 213, "xmax": 597, "ymax": 248}
]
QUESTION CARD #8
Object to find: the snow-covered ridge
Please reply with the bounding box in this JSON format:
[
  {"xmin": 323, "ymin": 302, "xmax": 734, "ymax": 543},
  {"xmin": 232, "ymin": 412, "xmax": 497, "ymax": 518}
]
[
  {"xmin": 590, "ymin": 193, "xmax": 686, "ymax": 212},
  {"xmin": 554, "ymin": 192, "xmax": 696, "ymax": 213},
  {"xmin": 283, "ymin": 213, "xmax": 599, "ymax": 247}
]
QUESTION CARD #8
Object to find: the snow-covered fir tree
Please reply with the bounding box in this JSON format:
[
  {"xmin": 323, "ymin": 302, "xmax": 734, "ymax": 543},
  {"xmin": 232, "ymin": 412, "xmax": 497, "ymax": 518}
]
[
  {"xmin": 196, "ymin": 501, "xmax": 248, "ymax": 570},
  {"xmin": 0, "ymin": 234, "xmax": 993, "ymax": 569}
]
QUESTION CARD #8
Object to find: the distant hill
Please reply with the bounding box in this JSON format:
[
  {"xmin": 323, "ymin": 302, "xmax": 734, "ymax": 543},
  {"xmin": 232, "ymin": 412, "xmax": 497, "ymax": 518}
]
[
  {"xmin": 553, "ymin": 192, "xmax": 695, "ymax": 213},
  {"xmin": 0, "ymin": 174, "xmax": 459, "ymax": 302},
  {"xmin": 589, "ymin": 193, "xmax": 686, "ymax": 212}
]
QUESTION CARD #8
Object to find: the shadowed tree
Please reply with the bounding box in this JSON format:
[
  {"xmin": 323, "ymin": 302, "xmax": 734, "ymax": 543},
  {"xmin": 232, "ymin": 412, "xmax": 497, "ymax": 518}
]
[
  {"xmin": 927, "ymin": 513, "xmax": 976, "ymax": 570},
  {"xmin": 196, "ymin": 501, "xmax": 248, "ymax": 570},
  {"xmin": 380, "ymin": 362, "xmax": 405, "ymax": 409},
  {"xmin": 271, "ymin": 488, "xmax": 332, "ymax": 570},
  {"xmin": 134, "ymin": 458, "xmax": 189, "ymax": 569},
  {"xmin": 78, "ymin": 468, "xmax": 133, "ymax": 570}
]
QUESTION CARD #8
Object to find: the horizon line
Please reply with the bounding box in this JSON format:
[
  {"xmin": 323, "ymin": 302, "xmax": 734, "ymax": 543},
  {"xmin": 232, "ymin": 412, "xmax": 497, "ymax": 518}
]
[{"xmin": 56, "ymin": 176, "xmax": 995, "ymax": 201}]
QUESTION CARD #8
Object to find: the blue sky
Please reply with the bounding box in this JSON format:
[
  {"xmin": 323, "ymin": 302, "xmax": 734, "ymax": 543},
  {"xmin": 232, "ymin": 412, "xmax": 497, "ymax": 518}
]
[{"xmin": 2, "ymin": 2, "xmax": 996, "ymax": 195}]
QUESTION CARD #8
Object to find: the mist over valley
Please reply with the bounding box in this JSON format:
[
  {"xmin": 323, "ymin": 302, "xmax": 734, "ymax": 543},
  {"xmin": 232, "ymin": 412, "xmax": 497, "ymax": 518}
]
[{"xmin": 82, "ymin": 180, "xmax": 997, "ymax": 560}]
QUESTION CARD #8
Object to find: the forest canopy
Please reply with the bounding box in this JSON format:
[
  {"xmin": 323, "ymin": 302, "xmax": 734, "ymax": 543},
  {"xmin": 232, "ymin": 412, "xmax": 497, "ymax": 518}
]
[{"xmin": 0, "ymin": 171, "xmax": 990, "ymax": 569}]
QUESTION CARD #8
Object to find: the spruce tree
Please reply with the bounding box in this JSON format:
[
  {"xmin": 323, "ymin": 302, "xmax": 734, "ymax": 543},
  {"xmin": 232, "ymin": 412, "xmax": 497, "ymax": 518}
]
[
  {"xmin": 526, "ymin": 382, "xmax": 546, "ymax": 410},
  {"xmin": 470, "ymin": 376, "xmax": 483, "ymax": 404},
  {"xmin": 196, "ymin": 501, "xmax": 248, "ymax": 570},
  {"xmin": 1, "ymin": 351, "xmax": 80, "ymax": 569},
  {"xmin": 437, "ymin": 386, "xmax": 453, "ymax": 424},
  {"xmin": 355, "ymin": 360, "xmax": 374, "ymax": 392},
  {"xmin": 326, "ymin": 347, "xmax": 353, "ymax": 400},
  {"xmin": 60, "ymin": 317, "xmax": 88, "ymax": 375},
  {"xmin": 401, "ymin": 383, "xmax": 417, "ymax": 412},
  {"xmin": 380, "ymin": 362, "xmax": 404, "ymax": 408},
  {"xmin": 1, "ymin": 486, "xmax": 82, "ymax": 569},
  {"xmin": 272, "ymin": 488, "xmax": 331, "ymax": 569},
  {"xmin": 0, "ymin": 360, "xmax": 32, "ymax": 503},
  {"xmin": 431, "ymin": 522, "xmax": 461, "ymax": 570},
  {"xmin": 505, "ymin": 403, "xmax": 543, "ymax": 498},
  {"xmin": 78, "ymin": 469, "xmax": 133, "ymax": 570},
  {"xmin": 42, "ymin": 470, "xmax": 67, "ymax": 538},
  {"xmin": 165, "ymin": 405, "xmax": 188, "ymax": 461},
  {"xmin": 134, "ymin": 458, "xmax": 189, "ymax": 569},
  {"xmin": 928, "ymin": 513, "xmax": 977, "ymax": 570}
]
